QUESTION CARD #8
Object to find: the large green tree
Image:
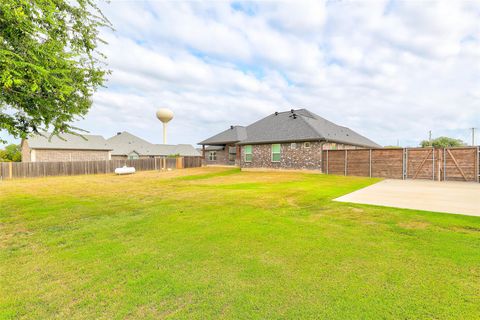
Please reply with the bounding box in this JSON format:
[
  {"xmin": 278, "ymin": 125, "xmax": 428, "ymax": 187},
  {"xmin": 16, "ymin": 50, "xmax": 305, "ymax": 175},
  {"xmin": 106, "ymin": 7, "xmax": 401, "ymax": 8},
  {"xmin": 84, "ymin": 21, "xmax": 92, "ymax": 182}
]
[
  {"xmin": 0, "ymin": 143, "xmax": 21, "ymax": 161},
  {"xmin": 420, "ymin": 136, "xmax": 466, "ymax": 148},
  {"xmin": 0, "ymin": 0, "xmax": 111, "ymax": 143}
]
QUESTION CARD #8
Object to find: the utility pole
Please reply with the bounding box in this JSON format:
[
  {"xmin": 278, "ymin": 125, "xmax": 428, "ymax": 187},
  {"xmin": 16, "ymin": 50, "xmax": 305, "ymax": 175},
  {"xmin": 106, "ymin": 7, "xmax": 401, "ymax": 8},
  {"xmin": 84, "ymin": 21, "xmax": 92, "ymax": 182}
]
[
  {"xmin": 472, "ymin": 127, "xmax": 476, "ymax": 146},
  {"xmin": 429, "ymin": 130, "xmax": 432, "ymax": 144}
]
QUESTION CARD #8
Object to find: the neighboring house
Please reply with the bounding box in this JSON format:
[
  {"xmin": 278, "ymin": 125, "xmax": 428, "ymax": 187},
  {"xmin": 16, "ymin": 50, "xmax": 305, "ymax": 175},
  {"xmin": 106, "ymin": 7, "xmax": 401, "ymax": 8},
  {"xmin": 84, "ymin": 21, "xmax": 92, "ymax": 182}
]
[
  {"xmin": 22, "ymin": 131, "xmax": 200, "ymax": 162},
  {"xmin": 21, "ymin": 133, "xmax": 112, "ymax": 162},
  {"xmin": 199, "ymin": 109, "xmax": 380, "ymax": 171},
  {"xmin": 106, "ymin": 132, "xmax": 200, "ymax": 160}
]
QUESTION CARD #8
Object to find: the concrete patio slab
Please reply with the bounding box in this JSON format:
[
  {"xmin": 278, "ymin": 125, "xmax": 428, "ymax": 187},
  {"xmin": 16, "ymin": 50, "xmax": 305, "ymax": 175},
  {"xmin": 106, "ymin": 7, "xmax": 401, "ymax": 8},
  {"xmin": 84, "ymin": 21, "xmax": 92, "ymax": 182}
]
[{"xmin": 335, "ymin": 179, "xmax": 480, "ymax": 217}]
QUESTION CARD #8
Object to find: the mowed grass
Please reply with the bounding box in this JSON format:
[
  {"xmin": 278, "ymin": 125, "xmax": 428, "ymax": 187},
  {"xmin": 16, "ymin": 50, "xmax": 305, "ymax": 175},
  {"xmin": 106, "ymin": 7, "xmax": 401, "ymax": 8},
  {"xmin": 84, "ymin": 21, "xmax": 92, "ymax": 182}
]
[{"xmin": 1, "ymin": 167, "xmax": 479, "ymax": 319}]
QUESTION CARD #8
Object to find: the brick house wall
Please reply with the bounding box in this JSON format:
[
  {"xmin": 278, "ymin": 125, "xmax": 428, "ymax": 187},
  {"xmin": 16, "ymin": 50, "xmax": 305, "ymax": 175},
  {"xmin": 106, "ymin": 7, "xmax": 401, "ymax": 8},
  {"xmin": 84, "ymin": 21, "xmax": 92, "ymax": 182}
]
[
  {"xmin": 240, "ymin": 141, "xmax": 362, "ymax": 171},
  {"xmin": 27, "ymin": 149, "xmax": 111, "ymax": 162}
]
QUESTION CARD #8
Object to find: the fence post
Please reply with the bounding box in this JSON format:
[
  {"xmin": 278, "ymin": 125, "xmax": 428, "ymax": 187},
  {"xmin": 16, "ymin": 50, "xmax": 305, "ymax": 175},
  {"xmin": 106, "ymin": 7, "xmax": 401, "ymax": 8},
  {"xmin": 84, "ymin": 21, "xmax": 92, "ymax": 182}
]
[
  {"xmin": 444, "ymin": 148, "xmax": 447, "ymax": 181},
  {"xmin": 369, "ymin": 149, "xmax": 372, "ymax": 178},
  {"xmin": 405, "ymin": 148, "xmax": 409, "ymax": 179},
  {"xmin": 9, "ymin": 162, "xmax": 13, "ymax": 179},
  {"xmin": 432, "ymin": 147, "xmax": 435, "ymax": 181},
  {"xmin": 344, "ymin": 149, "xmax": 348, "ymax": 176},
  {"xmin": 475, "ymin": 147, "xmax": 480, "ymax": 182},
  {"xmin": 326, "ymin": 150, "xmax": 329, "ymax": 174}
]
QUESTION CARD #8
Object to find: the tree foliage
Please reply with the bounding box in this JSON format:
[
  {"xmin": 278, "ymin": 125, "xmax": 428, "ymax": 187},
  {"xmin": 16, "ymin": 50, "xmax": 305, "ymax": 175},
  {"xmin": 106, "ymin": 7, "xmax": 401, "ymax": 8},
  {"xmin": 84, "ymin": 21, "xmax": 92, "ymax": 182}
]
[
  {"xmin": 420, "ymin": 136, "xmax": 466, "ymax": 148},
  {"xmin": 0, "ymin": 0, "xmax": 111, "ymax": 143},
  {"xmin": 0, "ymin": 143, "xmax": 21, "ymax": 161}
]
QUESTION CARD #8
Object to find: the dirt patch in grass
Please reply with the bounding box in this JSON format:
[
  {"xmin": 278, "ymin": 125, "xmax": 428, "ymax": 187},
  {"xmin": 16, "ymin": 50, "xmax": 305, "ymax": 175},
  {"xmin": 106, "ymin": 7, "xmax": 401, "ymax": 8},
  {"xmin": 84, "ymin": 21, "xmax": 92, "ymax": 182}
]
[{"xmin": 398, "ymin": 221, "xmax": 431, "ymax": 230}]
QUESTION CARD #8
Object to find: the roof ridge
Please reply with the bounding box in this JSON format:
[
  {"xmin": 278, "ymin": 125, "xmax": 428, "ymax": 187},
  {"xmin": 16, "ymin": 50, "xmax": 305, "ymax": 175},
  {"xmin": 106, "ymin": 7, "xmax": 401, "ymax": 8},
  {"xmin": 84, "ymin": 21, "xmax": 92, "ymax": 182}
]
[{"xmin": 296, "ymin": 114, "xmax": 324, "ymax": 139}]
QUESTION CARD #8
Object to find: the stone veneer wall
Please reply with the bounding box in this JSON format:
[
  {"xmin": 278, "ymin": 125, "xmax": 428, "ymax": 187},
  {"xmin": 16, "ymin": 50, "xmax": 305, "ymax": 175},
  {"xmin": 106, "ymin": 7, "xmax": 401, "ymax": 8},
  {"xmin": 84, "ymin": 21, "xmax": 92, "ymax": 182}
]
[
  {"xmin": 240, "ymin": 141, "xmax": 362, "ymax": 171},
  {"xmin": 240, "ymin": 141, "xmax": 323, "ymax": 170},
  {"xmin": 31, "ymin": 149, "xmax": 110, "ymax": 162}
]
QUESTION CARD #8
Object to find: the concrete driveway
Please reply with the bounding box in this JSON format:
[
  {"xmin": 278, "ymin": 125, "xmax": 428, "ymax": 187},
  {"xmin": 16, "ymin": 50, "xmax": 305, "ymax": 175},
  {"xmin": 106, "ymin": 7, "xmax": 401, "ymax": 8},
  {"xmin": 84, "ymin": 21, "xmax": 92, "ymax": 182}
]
[{"xmin": 335, "ymin": 179, "xmax": 480, "ymax": 217}]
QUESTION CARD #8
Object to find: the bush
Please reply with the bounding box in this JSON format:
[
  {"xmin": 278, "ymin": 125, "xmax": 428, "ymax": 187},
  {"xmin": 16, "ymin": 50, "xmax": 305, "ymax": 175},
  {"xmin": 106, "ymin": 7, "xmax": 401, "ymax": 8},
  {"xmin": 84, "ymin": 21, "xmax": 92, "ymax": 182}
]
[{"xmin": 420, "ymin": 137, "xmax": 465, "ymax": 148}]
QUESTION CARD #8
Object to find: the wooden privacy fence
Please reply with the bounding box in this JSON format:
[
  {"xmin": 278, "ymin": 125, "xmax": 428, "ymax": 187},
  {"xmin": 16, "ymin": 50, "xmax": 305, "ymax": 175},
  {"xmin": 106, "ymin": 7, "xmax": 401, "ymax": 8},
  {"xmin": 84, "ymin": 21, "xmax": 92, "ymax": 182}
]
[
  {"xmin": 323, "ymin": 147, "xmax": 480, "ymax": 182},
  {"xmin": 0, "ymin": 156, "xmax": 203, "ymax": 180}
]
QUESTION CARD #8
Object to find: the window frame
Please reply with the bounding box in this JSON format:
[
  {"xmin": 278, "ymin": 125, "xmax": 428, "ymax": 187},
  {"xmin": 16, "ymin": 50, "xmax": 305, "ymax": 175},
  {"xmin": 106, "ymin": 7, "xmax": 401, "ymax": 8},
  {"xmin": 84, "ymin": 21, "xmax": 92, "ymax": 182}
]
[
  {"xmin": 208, "ymin": 151, "xmax": 217, "ymax": 161},
  {"xmin": 271, "ymin": 144, "xmax": 281, "ymax": 162},
  {"xmin": 303, "ymin": 142, "xmax": 311, "ymax": 149},
  {"xmin": 244, "ymin": 145, "xmax": 253, "ymax": 162}
]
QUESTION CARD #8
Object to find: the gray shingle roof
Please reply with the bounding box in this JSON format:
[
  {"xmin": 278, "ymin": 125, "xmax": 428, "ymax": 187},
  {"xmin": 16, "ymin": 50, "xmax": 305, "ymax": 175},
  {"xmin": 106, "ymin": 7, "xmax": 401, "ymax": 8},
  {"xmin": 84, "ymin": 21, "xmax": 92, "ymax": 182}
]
[
  {"xmin": 171, "ymin": 144, "xmax": 202, "ymax": 156},
  {"xmin": 107, "ymin": 132, "xmax": 200, "ymax": 156},
  {"xmin": 27, "ymin": 133, "xmax": 112, "ymax": 150},
  {"xmin": 198, "ymin": 126, "xmax": 247, "ymax": 145},
  {"xmin": 106, "ymin": 132, "xmax": 158, "ymax": 156},
  {"xmin": 239, "ymin": 109, "xmax": 380, "ymax": 147},
  {"xmin": 200, "ymin": 109, "xmax": 380, "ymax": 148}
]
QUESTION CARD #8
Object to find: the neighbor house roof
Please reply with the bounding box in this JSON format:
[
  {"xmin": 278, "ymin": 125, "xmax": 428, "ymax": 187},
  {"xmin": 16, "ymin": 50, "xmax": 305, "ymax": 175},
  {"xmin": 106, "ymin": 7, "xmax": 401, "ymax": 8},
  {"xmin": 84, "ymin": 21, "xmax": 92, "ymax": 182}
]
[
  {"xmin": 198, "ymin": 126, "xmax": 247, "ymax": 145},
  {"xmin": 107, "ymin": 132, "xmax": 200, "ymax": 156},
  {"xmin": 199, "ymin": 109, "xmax": 380, "ymax": 148},
  {"xmin": 26, "ymin": 132, "xmax": 112, "ymax": 150},
  {"xmin": 106, "ymin": 131, "xmax": 159, "ymax": 156}
]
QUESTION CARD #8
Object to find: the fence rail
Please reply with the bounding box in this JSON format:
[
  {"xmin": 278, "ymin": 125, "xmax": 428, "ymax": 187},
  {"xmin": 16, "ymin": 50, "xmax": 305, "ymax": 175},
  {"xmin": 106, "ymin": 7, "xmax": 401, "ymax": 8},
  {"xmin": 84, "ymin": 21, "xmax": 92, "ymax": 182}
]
[
  {"xmin": 323, "ymin": 147, "xmax": 479, "ymax": 182},
  {"xmin": 0, "ymin": 156, "xmax": 203, "ymax": 180}
]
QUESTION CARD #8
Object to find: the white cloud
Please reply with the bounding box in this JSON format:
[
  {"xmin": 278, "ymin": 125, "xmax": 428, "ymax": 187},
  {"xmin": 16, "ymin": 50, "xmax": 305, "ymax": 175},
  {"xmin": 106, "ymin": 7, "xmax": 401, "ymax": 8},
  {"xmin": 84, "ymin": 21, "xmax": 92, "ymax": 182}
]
[{"xmin": 2, "ymin": 0, "xmax": 479, "ymax": 147}]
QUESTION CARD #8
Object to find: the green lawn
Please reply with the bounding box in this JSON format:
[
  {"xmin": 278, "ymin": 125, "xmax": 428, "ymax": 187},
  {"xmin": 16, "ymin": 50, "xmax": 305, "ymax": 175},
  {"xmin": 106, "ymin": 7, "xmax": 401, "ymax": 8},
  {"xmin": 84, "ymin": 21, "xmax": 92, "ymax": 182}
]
[{"xmin": 1, "ymin": 167, "xmax": 479, "ymax": 319}]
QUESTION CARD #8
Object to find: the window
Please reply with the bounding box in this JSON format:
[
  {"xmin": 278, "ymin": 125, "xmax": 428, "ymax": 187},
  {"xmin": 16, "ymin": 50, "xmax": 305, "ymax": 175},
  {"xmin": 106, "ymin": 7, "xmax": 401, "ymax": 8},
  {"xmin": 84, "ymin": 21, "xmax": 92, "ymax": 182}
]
[
  {"xmin": 244, "ymin": 145, "xmax": 252, "ymax": 162},
  {"xmin": 209, "ymin": 151, "xmax": 217, "ymax": 161},
  {"xmin": 303, "ymin": 142, "xmax": 311, "ymax": 149},
  {"xmin": 128, "ymin": 153, "xmax": 139, "ymax": 160},
  {"xmin": 228, "ymin": 146, "xmax": 236, "ymax": 162},
  {"xmin": 271, "ymin": 144, "xmax": 281, "ymax": 162},
  {"xmin": 290, "ymin": 143, "xmax": 297, "ymax": 149}
]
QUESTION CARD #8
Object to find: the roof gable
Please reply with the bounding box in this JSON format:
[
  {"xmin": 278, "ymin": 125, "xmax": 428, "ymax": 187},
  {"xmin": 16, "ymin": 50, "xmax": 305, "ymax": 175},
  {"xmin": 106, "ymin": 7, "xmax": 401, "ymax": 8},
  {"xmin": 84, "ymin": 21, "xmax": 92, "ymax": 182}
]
[
  {"xmin": 107, "ymin": 131, "xmax": 157, "ymax": 155},
  {"xmin": 199, "ymin": 126, "xmax": 247, "ymax": 145}
]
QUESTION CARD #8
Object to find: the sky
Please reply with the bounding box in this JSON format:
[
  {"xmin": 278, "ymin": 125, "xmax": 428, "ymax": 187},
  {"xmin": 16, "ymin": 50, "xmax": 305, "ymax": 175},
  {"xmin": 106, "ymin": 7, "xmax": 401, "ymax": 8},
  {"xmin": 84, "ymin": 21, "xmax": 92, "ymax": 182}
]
[{"xmin": 2, "ymin": 0, "xmax": 480, "ymax": 147}]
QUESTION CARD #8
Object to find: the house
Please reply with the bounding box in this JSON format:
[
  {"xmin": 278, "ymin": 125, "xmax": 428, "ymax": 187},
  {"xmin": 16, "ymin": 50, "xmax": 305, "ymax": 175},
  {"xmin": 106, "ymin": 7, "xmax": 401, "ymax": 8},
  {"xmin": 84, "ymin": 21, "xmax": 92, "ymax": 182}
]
[
  {"xmin": 22, "ymin": 131, "xmax": 200, "ymax": 162},
  {"xmin": 107, "ymin": 131, "xmax": 200, "ymax": 159},
  {"xmin": 198, "ymin": 126, "xmax": 247, "ymax": 166},
  {"xmin": 21, "ymin": 133, "xmax": 112, "ymax": 162},
  {"xmin": 199, "ymin": 109, "xmax": 380, "ymax": 171}
]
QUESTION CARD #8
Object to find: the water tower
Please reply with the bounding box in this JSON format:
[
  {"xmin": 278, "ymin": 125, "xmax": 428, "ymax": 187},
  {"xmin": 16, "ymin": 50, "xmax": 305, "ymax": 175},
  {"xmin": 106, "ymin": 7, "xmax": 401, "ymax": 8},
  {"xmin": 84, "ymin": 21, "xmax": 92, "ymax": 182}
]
[{"xmin": 156, "ymin": 108, "xmax": 174, "ymax": 144}]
